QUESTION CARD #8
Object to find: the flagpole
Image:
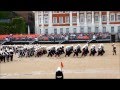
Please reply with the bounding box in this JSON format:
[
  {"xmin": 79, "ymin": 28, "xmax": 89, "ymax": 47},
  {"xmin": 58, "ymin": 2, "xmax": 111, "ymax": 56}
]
[{"xmin": 61, "ymin": 62, "xmax": 63, "ymax": 71}]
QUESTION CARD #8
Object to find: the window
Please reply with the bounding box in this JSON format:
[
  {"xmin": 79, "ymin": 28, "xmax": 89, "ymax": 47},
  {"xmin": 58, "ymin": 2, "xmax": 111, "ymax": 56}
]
[
  {"xmin": 80, "ymin": 27, "xmax": 84, "ymax": 33},
  {"xmin": 40, "ymin": 29, "xmax": 41, "ymax": 34},
  {"xmin": 39, "ymin": 18, "xmax": 41, "ymax": 23},
  {"xmin": 117, "ymin": 15, "xmax": 120, "ymax": 21},
  {"xmin": 65, "ymin": 11, "xmax": 69, "ymax": 13},
  {"xmin": 87, "ymin": 14, "xmax": 92, "ymax": 23},
  {"xmin": 45, "ymin": 29, "xmax": 48, "ymax": 34},
  {"xmin": 73, "ymin": 11, "xmax": 77, "ymax": 13},
  {"xmin": 54, "ymin": 28, "xmax": 57, "ymax": 34},
  {"xmin": 53, "ymin": 11, "xmax": 57, "ymax": 13},
  {"xmin": 59, "ymin": 17, "xmax": 63, "ymax": 24},
  {"xmin": 110, "ymin": 14, "xmax": 115, "ymax": 21},
  {"xmin": 66, "ymin": 28, "xmax": 69, "ymax": 34},
  {"xmin": 44, "ymin": 11, "xmax": 48, "ymax": 14},
  {"xmin": 53, "ymin": 17, "xmax": 57, "ymax": 24},
  {"xmin": 65, "ymin": 16, "xmax": 69, "ymax": 23},
  {"xmin": 95, "ymin": 15, "xmax": 99, "ymax": 22},
  {"xmin": 44, "ymin": 17, "xmax": 48, "ymax": 24},
  {"xmin": 95, "ymin": 27, "xmax": 99, "ymax": 33},
  {"xmin": 60, "ymin": 28, "xmax": 63, "ymax": 34},
  {"xmin": 103, "ymin": 27, "xmax": 106, "ymax": 33},
  {"xmin": 72, "ymin": 16, "xmax": 77, "ymax": 23},
  {"xmin": 80, "ymin": 14, "xmax": 84, "ymax": 23},
  {"xmin": 102, "ymin": 15, "xmax": 107, "ymax": 21},
  {"xmin": 38, "ymin": 12, "xmax": 41, "ymax": 15},
  {"xmin": 59, "ymin": 11, "xmax": 63, "ymax": 13},
  {"xmin": 88, "ymin": 27, "xmax": 91, "ymax": 33},
  {"xmin": 73, "ymin": 28, "xmax": 77, "ymax": 33},
  {"xmin": 118, "ymin": 26, "xmax": 120, "ymax": 33},
  {"xmin": 111, "ymin": 27, "xmax": 114, "ymax": 33}
]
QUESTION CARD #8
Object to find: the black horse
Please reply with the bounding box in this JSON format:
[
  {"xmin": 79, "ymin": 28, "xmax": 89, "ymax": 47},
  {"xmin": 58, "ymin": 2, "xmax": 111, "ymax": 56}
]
[
  {"xmin": 89, "ymin": 48, "xmax": 97, "ymax": 56},
  {"xmin": 81, "ymin": 47, "xmax": 89, "ymax": 57},
  {"xmin": 97, "ymin": 48, "xmax": 105, "ymax": 56}
]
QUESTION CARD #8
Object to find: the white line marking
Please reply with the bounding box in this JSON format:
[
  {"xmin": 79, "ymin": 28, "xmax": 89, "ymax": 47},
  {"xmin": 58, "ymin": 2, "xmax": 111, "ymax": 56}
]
[{"xmin": 0, "ymin": 69, "xmax": 119, "ymax": 78}]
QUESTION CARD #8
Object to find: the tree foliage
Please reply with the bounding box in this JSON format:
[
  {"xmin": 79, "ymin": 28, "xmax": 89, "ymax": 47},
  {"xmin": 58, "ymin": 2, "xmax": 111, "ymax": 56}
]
[
  {"xmin": 0, "ymin": 11, "xmax": 27, "ymax": 34},
  {"xmin": 0, "ymin": 17, "xmax": 27, "ymax": 34}
]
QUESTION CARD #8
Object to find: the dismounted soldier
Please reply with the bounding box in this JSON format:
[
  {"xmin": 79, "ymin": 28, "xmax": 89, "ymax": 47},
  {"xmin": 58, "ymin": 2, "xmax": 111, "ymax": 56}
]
[
  {"xmin": 5, "ymin": 50, "xmax": 9, "ymax": 62},
  {"xmin": 55, "ymin": 67, "xmax": 64, "ymax": 79},
  {"xmin": 112, "ymin": 43, "xmax": 116, "ymax": 55},
  {"xmin": 9, "ymin": 49, "xmax": 14, "ymax": 61},
  {"xmin": 0, "ymin": 50, "xmax": 2, "ymax": 63},
  {"xmin": 2, "ymin": 50, "xmax": 6, "ymax": 62}
]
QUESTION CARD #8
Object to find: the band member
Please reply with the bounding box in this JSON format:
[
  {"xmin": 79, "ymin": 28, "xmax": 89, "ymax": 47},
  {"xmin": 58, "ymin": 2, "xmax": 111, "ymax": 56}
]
[
  {"xmin": 55, "ymin": 67, "xmax": 64, "ymax": 79},
  {"xmin": 112, "ymin": 43, "xmax": 116, "ymax": 55}
]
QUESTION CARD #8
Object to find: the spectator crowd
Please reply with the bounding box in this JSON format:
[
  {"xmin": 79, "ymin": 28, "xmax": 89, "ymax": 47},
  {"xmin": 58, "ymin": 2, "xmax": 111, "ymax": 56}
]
[{"xmin": 0, "ymin": 32, "xmax": 111, "ymax": 42}]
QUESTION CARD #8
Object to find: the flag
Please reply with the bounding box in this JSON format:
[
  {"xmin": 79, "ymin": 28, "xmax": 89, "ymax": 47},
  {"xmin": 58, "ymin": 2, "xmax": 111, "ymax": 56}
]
[{"xmin": 61, "ymin": 62, "xmax": 64, "ymax": 68}]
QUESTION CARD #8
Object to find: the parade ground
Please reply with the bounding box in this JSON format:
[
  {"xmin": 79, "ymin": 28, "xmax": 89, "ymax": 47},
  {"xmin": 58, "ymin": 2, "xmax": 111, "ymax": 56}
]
[{"xmin": 0, "ymin": 43, "xmax": 120, "ymax": 79}]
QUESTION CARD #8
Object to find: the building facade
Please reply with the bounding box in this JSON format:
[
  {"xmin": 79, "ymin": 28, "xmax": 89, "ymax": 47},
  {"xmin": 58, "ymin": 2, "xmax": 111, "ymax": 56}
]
[{"xmin": 34, "ymin": 11, "xmax": 120, "ymax": 34}]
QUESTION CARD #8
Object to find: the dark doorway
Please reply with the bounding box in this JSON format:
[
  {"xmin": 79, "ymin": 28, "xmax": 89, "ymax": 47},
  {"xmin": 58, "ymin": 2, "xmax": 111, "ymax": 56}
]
[{"xmin": 111, "ymin": 34, "xmax": 115, "ymax": 42}]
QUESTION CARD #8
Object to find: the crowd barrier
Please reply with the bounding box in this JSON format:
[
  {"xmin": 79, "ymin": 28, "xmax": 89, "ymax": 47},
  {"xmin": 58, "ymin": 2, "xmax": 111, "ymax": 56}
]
[{"xmin": 1, "ymin": 39, "xmax": 111, "ymax": 45}]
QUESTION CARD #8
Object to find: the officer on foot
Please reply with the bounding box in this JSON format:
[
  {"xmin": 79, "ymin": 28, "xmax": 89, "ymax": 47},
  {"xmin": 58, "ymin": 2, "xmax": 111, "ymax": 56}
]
[
  {"xmin": 55, "ymin": 67, "xmax": 64, "ymax": 79},
  {"xmin": 112, "ymin": 43, "xmax": 116, "ymax": 55},
  {"xmin": 9, "ymin": 49, "xmax": 14, "ymax": 61}
]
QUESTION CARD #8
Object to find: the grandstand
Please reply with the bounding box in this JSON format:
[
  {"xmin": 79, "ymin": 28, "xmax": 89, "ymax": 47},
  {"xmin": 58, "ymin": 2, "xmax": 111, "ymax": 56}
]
[{"xmin": 0, "ymin": 32, "xmax": 120, "ymax": 45}]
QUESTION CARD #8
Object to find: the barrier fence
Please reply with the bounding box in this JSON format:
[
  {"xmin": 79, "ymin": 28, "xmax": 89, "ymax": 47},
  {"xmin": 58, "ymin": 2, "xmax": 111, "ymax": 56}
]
[{"xmin": 0, "ymin": 33, "xmax": 120, "ymax": 45}]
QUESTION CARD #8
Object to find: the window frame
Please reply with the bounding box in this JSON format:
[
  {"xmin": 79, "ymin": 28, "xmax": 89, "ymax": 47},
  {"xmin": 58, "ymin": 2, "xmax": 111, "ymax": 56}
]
[
  {"xmin": 54, "ymin": 28, "xmax": 57, "ymax": 34},
  {"xmin": 53, "ymin": 17, "xmax": 57, "ymax": 24},
  {"xmin": 95, "ymin": 27, "xmax": 99, "ymax": 33},
  {"xmin": 65, "ymin": 16, "xmax": 70, "ymax": 23},
  {"xmin": 87, "ymin": 14, "xmax": 92, "ymax": 23},
  {"xmin": 44, "ymin": 11, "xmax": 48, "ymax": 14},
  {"xmin": 66, "ymin": 28, "xmax": 69, "ymax": 34},
  {"xmin": 45, "ymin": 29, "xmax": 48, "ymax": 34},
  {"xmin": 60, "ymin": 28, "xmax": 63, "ymax": 34},
  {"xmin": 110, "ymin": 14, "xmax": 115, "ymax": 22},
  {"xmin": 44, "ymin": 17, "xmax": 48, "ymax": 24},
  {"xmin": 88, "ymin": 27, "xmax": 91, "ymax": 33},
  {"xmin": 80, "ymin": 27, "xmax": 84, "ymax": 33},
  {"xmin": 94, "ymin": 15, "xmax": 99, "ymax": 22},
  {"xmin": 73, "ymin": 28, "xmax": 77, "ymax": 33},
  {"xmin": 102, "ymin": 15, "xmax": 107, "ymax": 22},
  {"xmin": 117, "ymin": 14, "xmax": 120, "ymax": 21},
  {"xmin": 80, "ymin": 14, "xmax": 84, "ymax": 23},
  {"xmin": 59, "ymin": 17, "xmax": 63, "ymax": 24},
  {"xmin": 118, "ymin": 26, "xmax": 120, "ymax": 33},
  {"xmin": 111, "ymin": 26, "xmax": 114, "ymax": 33},
  {"xmin": 39, "ymin": 17, "xmax": 41, "ymax": 23},
  {"xmin": 102, "ymin": 27, "xmax": 106, "ymax": 33},
  {"xmin": 53, "ymin": 11, "xmax": 58, "ymax": 13},
  {"xmin": 72, "ymin": 16, "xmax": 77, "ymax": 23}
]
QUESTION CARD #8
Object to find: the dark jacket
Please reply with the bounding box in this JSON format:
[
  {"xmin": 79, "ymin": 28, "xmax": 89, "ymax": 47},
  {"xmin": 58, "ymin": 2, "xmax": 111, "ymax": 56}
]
[{"xmin": 55, "ymin": 71, "xmax": 64, "ymax": 79}]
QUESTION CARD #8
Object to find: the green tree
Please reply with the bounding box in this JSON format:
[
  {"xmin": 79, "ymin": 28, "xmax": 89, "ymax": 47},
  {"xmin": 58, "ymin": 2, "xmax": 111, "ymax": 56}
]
[{"xmin": 0, "ymin": 17, "xmax": 27, "ymax": 34}]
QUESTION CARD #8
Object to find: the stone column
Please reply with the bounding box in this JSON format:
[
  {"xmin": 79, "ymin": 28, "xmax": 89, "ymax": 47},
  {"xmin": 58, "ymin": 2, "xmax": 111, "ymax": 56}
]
[
  {"xmin": 34, "ymin": 11, "xmax": 39, "ymax": 34},
  {"xmin": 77, "ymin": 11, "xmax": 80, "ymax": 33},
  {"xmin": 84, "ymin": 11, "xmax": 87, "ymax": 33},
  {"xmin": 107, "ymin": 11, "xmax": 110, "ymax": 33},
  {"xmin": 99, "ymin": 11, "xmax": 102, "ymax": 32},
  {"xmin": 41, "ymin": 11, "xmax": 44, "ymax": 34},
  {"xmin": 70, "ymin": 11, "xmax": 73, "ymax": 33},
  {"xmin": 49, "ymin": 11, "xmax": 52, "ymax": 34},
  {"xmin": 92, "ymin": 11, "xmax": 95, "ymax": 32}
]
